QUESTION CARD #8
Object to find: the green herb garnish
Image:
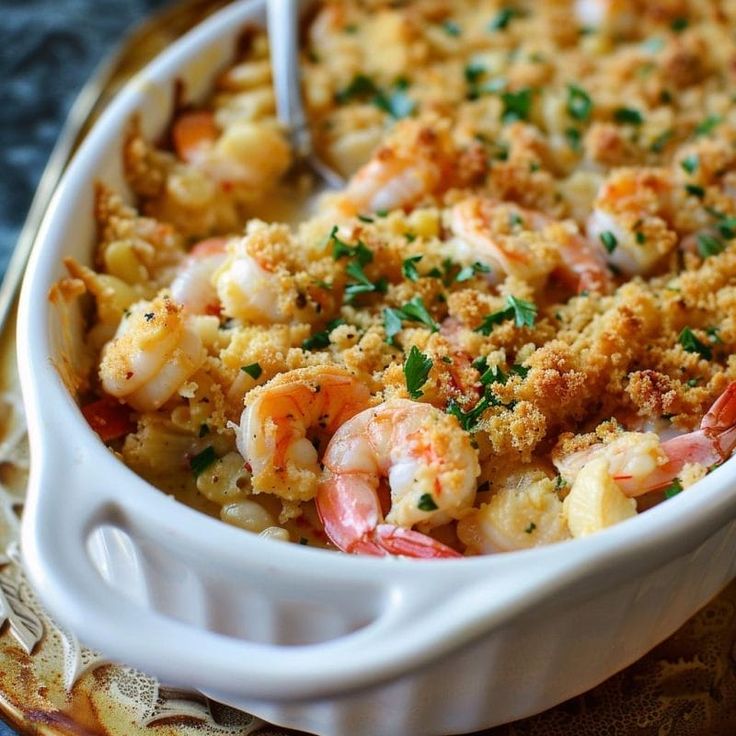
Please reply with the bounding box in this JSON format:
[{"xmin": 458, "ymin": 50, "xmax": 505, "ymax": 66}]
[
  {"xmin": 600, "ymin": 230, "xmax": 618, "ymax": 253},
  {"xmin": 404, "ymin": 346, "xmax": 433, "ymax": 399},
  {"xmin": 680, "ymin": 154, "xmax": 699, "ymax": 174},
  {"xmin": 678, "ymin": 327, "xmax": 712, "ymax": 359},
  {"xmin": 685, "ymin": 184, "xmax": 705, "ymax": 198},
  {"xmin": 614, "ymin": 107, "xmax": 644, "ymax": 125},
  {"xmin": 417, "ymin": 493, "xmax": 439, "ymax": 511},
  {"xmin": 191, "ymin": 446, "xmax": 217, "ymax": 478},
  {"xmin": 241, "ymin": 363, "xmax": 262, "ymax": 379},
  {"xmin": 475, "ymin": 295, "xmax": 537, "ymax": 335},
  {"xmin": 302, "ymin": 318, "xmax": 346, "ymax": 350},
  {"xmin": 489, "ymin": 7, "xmax": 518, "ymax": 31},
  {"xmin": 697, "ymin": 233, "xmax": 725, "ymax": 258},
  {"xmin": 456, "ymin": 261, "xmax": 491, "ymax": 282},
  {"xmin": 695, "ymin": 115, "xmax": 722, "ymax": 136},
  {"xmin": 501, "ymin": 88, "xmax": 533, "ymax": 124},
  {"xmin": 664, "ymin": 478, "xmax": 683, "ymax": 499},
  {"xmin": 566, "ymin": 84, "xmax": 592, "ymax": 121},
  {"xmin": 402, "ymin": 255, "xmax": 423, "ymax": 282},
  {"xmin": 442, "ymin": 20, "xmax": 461, "ymax": 36}
]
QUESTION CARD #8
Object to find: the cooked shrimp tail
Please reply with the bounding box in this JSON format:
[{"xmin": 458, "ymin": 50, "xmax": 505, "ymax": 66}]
[
  {"xmin": 318, "ymin": 474, "xmax": 462, "ymax": 558},
  {"xmin": 316, "ymin": 399, "xmax": 479, "ymax": 558}
]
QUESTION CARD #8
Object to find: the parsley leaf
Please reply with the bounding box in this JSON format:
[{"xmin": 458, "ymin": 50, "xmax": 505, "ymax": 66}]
[
  {"xmin": 383, "ymin": 308, "xmax": 404, "ymax": 346},
  {"xmin": 480, "ymin": 364, "xmax": 507, "ymax": 386},
  {"xmin": 680, "ymin": 154, "xmax": 699, "ymax": 174},
  {"xmin": 600, "ymin": 230, "xmax": 618, "ymax": 253},
  {"xmin": 695, "ymin": 115, "xmax": 722, "ymax": 136},
  {"xmin": 650, "ymin": 129, "xmax": 673, "ymax": 153},
  {"xmin": 344, "ymin": 261, "xmax": 388, "ymax": 301},
  {"xmin": 335, "ymin": 74, "xmax": 378, "ymax": 104},
  {"xmin": 417, "ymin": 493, "xmax": 439, "ymax": 511},
  {"xmin": 330, "ymin": 227, "xmax": 373, "ymax": 265},
  {"xmin": 241, "ymin": 363, "xmax": 262, "ymax": 379},
  {"xmin": 402, "ymin": 255, "xmax": 423, "ymax": 282},
  {"xmin": 501, "ymin": 88, "xmax": 533, "ymax": 124},
  {"xmin": 678, "ymin": 327, "xmax": 712, "ymax": 360},
  {"xmin": 697, "ymin": 233, "xmax": 725, "ymax": 258},
  {"xmin": 664, "ymin": 478, "xmax": 683, "ymax": 499},
  {"xmin": 456, "ymin": 261, "xmax": 491, "ymax": 282},
  {"xmin": 566, "ymin": 84, "xmax": 592, "ymax": 121},
  {"xmin": 398, "ymin": 296, "xmax": 440, "ymax": 331},
  {"xmin": 475, "ymin": 295, "xmax": 538, "ymax": 334},
  {"xmin": 404, "ymin": 346, "xmax": 433, "ymax": 399},
  {"xmin": 442, "ymin": 20, "xmax": 461, "ymax": 36},
  {"xmin": 190, "ymin": 446, "xmax": 217, "ymax": 478},
  {"xmin": 614, "ymin": 107, "xmax": 644, "ymax": 125},
  {"xmin": 507, "ymin": 295, "xmax": 537, "ymax": 326},
  {"xmin": 685, "ymin": 184, "xmax": 705, "ymax": 198},
  {"xmin": 374, "ymin": 88, "xmax": 416, "ymax": 119},
  {"xmin": 302, "ymin": 318, "xmax": 346, "ymax": 350},
  {"xmin": 489, "ymin": 7, "xmax": 518, "ymax": 31}
]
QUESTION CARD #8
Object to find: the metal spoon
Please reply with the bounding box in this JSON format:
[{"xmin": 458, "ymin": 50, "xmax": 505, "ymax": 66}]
[{"xmin": 267, "ymin": 0, "xmax": 345, "ymax": 190}]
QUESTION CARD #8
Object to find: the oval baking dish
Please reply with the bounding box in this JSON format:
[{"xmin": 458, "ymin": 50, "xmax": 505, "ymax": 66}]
[{"xmin": 17, "ymin": 2, "xmax": 736, "ymax": 735}]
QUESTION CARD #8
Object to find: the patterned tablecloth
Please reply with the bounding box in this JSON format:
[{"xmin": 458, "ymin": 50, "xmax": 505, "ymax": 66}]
[{"xmin": 2, "ymin": 2, "xmax": 736, "ymax": 735}]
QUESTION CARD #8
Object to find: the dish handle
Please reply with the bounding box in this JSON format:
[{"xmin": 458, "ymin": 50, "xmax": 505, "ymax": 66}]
[{"xmin": 22, "ymin": 441, "xmax": 584, "ymax": 701}]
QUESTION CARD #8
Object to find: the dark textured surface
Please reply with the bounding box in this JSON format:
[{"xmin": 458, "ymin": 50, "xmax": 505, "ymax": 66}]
[{"xmin": 0, "ymin": 0, "xmax": 171, "ymax": 277}]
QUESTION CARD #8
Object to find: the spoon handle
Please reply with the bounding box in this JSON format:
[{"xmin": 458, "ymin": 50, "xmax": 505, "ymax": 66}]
[{"xmin": 268, "ymin": 0, "xmax": 311, "ymax": 157}]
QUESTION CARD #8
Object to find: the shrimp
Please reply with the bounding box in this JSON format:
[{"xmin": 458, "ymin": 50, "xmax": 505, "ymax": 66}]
[
  {"xmin": 587, "ymin": 168, "xmax": 677, "ymax": 276},
  {"xmin": 170, "ymin": 237, "xmax": 228, "ymax": 315},
  {"xmin": 172, "ymin": 111, "xmax": 291, "ymax": 189},
  {"xmin": 328, "ymin": 118, "xmax": 455, "ymax": 217},
  {"xmin": 554, "ymin": 382, "xmax": 736, "ymax": 496},
  {"xmin": 99, "ymin": 296, "xmax": 206, "ymax": 412},
  {"xmin": 457, "ymin": 467, "xmax": 570, "ymax": 554},
  {"xmin": 214, "ymin": 232, "xmax": 288, "ymax": 323},
  {"xmin": 450, "ymin": 196, "xmax": 611, "ymax": 293},
  {"xmin": 236, "ymin": 366, "xmax": 373, "ymax": 502},
  {"xmin": 316, "ymin": 399, "xmax": 480, "ymax": 558}
]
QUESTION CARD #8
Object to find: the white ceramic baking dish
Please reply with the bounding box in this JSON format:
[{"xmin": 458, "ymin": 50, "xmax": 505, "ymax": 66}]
[{"xmin": 17, "ymin": 2, "xmax": 736, "ymax": 735}]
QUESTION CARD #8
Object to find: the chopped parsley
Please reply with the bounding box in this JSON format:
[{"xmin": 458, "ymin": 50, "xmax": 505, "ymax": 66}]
[
  {"xmin": 464, "ymin": 63, "xmax": 485, "ymax": 85},
  {"xmin": 442, "ymin": 20, "xmax": 461, "ymax": 36},
  {"xmin": 501, "ymin": 88, "xmax": 533, "ymax": 124},
  {"xmin": 447, "ymin": 393, "xmax": 499, "ymax": 431},
  {"xmin": 635, "ymin": 231, "xmax": 646, "ymax": 245},
  {"xmin": 374, "ymin": 87, "xmax": 416, "ymax": 119},
  {"xmin": 685, "ymin": 184, "xmax": 705, "ymax": 198},
  {"xmin": 488, "ymin": 7, "xmax": 518, "ymax": 31},
  {"xmin": 511, "ymin": 363, "xmax": 530, "ymax": 379},
  {"xmin": 480, "ymin": 364, "xmax": 507, "ymax": 386},
  {"xmin": 398, "ymin": 296, "xmax": 439, "ymax": 331},
  {"xmin": 456, "ymin": 261, "xmax": 491, "ymax": 282},
  {"xmin": 686, "ymin": 378, "xmax": 700, "ymax": 387},
  {"xmin": 678, "ymin": 327, "xmax": 712, "ymax": 360},
  {"xmin": 344, "ymin": 261, "xmax": 388, "ymax": 301},
  {"xmin": 302, "ymin": 318, "xmax": 346, "ymax": 350},
  {"xmin": 695, "ymin": 115, "xmax": 722, "ymax": 137},
  {"xmin": 566, "ymin": 85, "xmax": 592, "ymax": 121},
  {"xmin": 599, "ymin": 230, "xmax": 618, "ymax": 254},
  {"xmin": 696, "ymin": 233, "xmax": 725, "ymax": 258},
  {"xmin": 383, "ymin": 308, "xmax": 403, "ymax": 346},
  {"xmin": 357, "ymin": 214, "xmax": 374, "ymax": 223},
  {"xmin": 650, "ymin": 129, "xmax": 673, "ymax": 153},
  {"xmin": 190, "ymin": 446, "xmax": 217, "ymax": 478},
  {"xmin": 475, "ymin": 295, "xmax": 538, "ymax": 334},
  {"xmin": 417, "ymin": 493, "xmax": 439, "ymax": 511},
  {"xmin": 565, "ymin": 127, "xmax": 582, "ymax": 152},
  {"xmin": 335, "ymin": 74, "xmax": 378, "ymax": 104},
  {"xmin": 404, "ymin": 346, "xmax": 433, "ymax": 399},
  {"xmin": 664, "ymin": 478, "xmax": 683, "ymax": 499},
  {"xmin": 707, "ymin": 326, "xmax": 723, "ymax": 344},
  {"xmin": 680, "ymin": 154, "xmax": 699, "ymax": 174},
  {"xmin": 614, "ymin": 107, "xmax": 644, "ymax": 125},
  {"xmin": 330, "ymin": 227, "xmax": 372, "ymax": 265},
  {"xmin": 402, "ymin": 255, "xmax": 423, "ymax": 282},
  {"xmin": 241, "ymin": 363, "xmax": 262, "ymax": 379},
  {"xmin": 670, "ymin": 17, "xmax": 688, "ymax": 32}
]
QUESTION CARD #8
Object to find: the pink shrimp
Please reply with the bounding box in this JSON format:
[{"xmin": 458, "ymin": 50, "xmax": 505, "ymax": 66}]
[
  {"xmin": 316, "ymin": 399, "xmax": 479, "ymax": 558},
  {"xmin": 554, "ymin": 382, "xmax": 736, "ymax": 496},
  {"xmin": 450, "ymin": 196, "xmax": 611, "ymax": 294},
  {"xmin": 170, "ymin": 237, "xmax": 228, "ymax": 315}
]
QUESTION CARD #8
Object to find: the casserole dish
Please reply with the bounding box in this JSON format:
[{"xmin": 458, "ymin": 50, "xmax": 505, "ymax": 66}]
[{"xmin": 17, "ymin": 1, "xmax": 736, "ymax": 734}]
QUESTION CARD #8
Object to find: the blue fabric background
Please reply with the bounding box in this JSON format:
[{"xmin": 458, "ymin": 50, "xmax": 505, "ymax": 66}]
[
  {"xmin": 0, "ymin": 0, "xmax": 170, "ymax": 275},
  {"xmin": 0, "ymin": 1, "xmax": 170, "ymax": 731}
]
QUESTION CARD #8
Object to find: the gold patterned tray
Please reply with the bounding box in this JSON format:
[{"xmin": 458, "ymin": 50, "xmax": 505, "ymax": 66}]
[{"xmin": 2, "ymin": 2, "xmax": 735, "ymax": 734}]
